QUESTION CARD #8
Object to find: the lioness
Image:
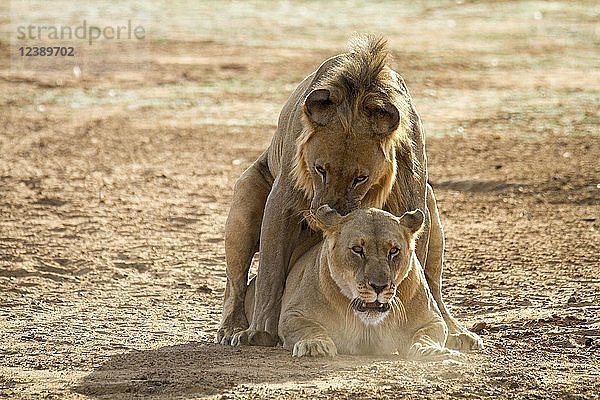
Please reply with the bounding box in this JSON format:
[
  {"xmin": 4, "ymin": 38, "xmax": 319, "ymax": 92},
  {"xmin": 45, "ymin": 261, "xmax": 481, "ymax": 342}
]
[
  {"xmin": 218, "ymin": 35, "xmax": 482, "ymax": 351},
  {"xmin": 243, "ymin": 205, "xmax": 462, "ymax": 360}
]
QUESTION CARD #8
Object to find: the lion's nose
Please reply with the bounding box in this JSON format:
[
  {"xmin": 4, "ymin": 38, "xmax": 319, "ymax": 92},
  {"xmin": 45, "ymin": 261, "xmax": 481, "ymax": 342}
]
[
  {"xmin": 330, "ymin": 203, "xmax": 349, "ymax": 216},
  {"xmin": 369, "ymin": 282, "xmax": 389, "ymax": 294},
  {"xmin": 329, "ymin": 199, "xmax": 358, "ymax": 216}
]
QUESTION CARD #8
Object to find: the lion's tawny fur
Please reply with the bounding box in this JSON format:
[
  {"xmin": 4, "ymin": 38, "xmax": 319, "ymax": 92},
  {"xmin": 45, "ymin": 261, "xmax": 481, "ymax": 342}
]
[{"xmin": 291, "ymin": 35, "xmax": 414, "ymax": 209}]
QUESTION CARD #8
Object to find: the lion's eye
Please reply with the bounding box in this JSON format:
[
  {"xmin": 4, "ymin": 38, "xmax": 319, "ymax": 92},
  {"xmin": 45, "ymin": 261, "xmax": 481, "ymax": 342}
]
[
  {"xmin": 315, "ymin": 165, "xmax": 327, "ymax": 177},
  {"xmin": 389, "ymin": 247, "xmax": 400, "ymax": 258},
  {"xmin": 351, "ymin": 246, "xmax": 364, "ymax": 256},
  {"xmin": 353, "ymin": 175, "xmax": 368, "ymax": 186}
]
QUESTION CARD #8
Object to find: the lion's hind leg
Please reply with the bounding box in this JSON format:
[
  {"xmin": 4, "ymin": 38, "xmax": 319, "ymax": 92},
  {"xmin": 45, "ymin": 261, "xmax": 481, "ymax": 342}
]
[
  {"xmin": 424, "ymin": 184, "xmax": 484, "ymax": 351},
  {"xmin": 216, "ymin": 155, "xmax": 272, "ymax": 345}
]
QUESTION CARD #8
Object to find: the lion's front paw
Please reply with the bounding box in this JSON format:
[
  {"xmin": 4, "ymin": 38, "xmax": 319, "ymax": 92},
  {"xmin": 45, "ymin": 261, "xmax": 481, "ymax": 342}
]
[
  {"xmin": 292, "ymin": 338, "xmax": 337, "ymax": 358},
  {"xmin": 231, "ymin": 329, "xmax": 279, "ymax": 347},
  {"xmin": 446, "ymin": 331, "xmax": 484, "ymax": 351},
  {"xmin": 215, "ymin": 325, "xmax": 246, "ymax": 346},
  {"xmin": 214, "ymin": 310, "xmax": 248, "ymax": 346}
]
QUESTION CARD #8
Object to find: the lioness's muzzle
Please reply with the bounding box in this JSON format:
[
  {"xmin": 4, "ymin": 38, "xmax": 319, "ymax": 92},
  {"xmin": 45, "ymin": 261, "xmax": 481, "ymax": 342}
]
[{"xmin": 352, "ymin": 298, "xmax": 390, "ymax": 313}]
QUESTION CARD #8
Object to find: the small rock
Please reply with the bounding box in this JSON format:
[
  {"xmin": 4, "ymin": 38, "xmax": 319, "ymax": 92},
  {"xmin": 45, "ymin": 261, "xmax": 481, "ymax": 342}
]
[
  {"xmin": 466, "ymin": 283, "xmax": 477, "ymax": 289},
  {"xmin": 516, "ymin": 299, "xmax": 533, "ymax": 306},
  {"xmin": 471, "ymin": 321, "xmax": 487, "ymax": 333},
  {"xmin": 197, "ymin": 285, "xmax": 212, "ymax": 294}
]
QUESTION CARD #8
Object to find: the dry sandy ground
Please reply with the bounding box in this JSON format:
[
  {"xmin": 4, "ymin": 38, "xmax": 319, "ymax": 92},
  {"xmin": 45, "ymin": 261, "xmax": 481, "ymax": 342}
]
[{"xmin": 1, "ymin": 1, "xmax": 599, "ymax": 399}]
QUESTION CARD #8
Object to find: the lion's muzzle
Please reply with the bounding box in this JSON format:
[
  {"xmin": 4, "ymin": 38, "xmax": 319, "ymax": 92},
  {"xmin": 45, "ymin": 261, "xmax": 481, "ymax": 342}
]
[{"xmin": 310, "ymin": 191, "xmax": 360, "ymax": 217}]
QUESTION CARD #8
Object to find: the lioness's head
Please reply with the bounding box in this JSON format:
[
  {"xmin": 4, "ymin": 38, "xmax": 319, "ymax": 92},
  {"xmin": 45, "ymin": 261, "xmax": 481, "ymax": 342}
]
[
  {"xmin": 292, "ymin": 36, "xmax": 414, "ymax": 216},
  {"xmin": 313, "ymin": 205, "xmax": 424, "ymax": 326}
]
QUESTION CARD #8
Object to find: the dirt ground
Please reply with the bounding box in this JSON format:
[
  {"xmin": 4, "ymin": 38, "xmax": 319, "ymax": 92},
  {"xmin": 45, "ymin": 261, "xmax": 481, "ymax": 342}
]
[{"xmin": 1, "ymin": 1, "xmax": 599, "ymax": 399}]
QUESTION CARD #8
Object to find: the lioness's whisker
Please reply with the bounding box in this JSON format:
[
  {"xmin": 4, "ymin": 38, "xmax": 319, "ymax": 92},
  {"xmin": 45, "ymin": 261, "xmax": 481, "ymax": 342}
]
[
  {"xmin": 398, "ymin": 299, "xmax": 407, "ymax": 323},
  {"xmin": 390, "ymin": 296, "xmax": 407, "ymax": 323},
  {"xmin": 344, "ymin": 299, "xmax": 355, "ymax": 333},
  {"xmin": 390, "ymin": 297, "xmax": 398, "ymax": 320}
]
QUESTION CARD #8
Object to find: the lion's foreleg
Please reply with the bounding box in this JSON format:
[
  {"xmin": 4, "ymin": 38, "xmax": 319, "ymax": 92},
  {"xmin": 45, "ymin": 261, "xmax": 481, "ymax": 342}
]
[
  {"xmin": 231, "ymin": 177, "xmax": 302, "ymax": 347},
  {"xmin": 423, "ymin": 184, "xmax": 483, "ymax": 351},
  {"xmin": 216, "ymin": 161, "xmax": 272, "ymax": 345}
]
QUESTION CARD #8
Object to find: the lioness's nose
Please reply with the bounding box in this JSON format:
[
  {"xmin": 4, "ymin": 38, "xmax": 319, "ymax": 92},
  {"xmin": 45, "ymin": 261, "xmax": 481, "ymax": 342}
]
[{"xmin": 369, "ymin": 282, "xmax": 389, "ymax": 294}]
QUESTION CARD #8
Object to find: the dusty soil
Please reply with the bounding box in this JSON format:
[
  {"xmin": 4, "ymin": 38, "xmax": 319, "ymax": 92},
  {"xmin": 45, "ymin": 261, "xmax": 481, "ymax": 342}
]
[{"xmin": 1, "ymin": 1, "xmax": 599, "ymax": 399}]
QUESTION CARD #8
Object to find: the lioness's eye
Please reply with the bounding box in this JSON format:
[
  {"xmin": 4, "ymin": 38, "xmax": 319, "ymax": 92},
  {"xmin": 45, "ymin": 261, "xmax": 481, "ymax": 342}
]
[
  {"xmin": 351, "ymin": 246, "xmax": 364, "ymax": 256},
  {"xmin": 353, "ymin": 175, "xmax": 368, "ymax": 186},
  {"xmin": 315, "ymin": 165, "xmax": 326, "ymax": 176},
  {"xmin": 389, "ymin": 247, "xmax": 400, "ymax": 258}
]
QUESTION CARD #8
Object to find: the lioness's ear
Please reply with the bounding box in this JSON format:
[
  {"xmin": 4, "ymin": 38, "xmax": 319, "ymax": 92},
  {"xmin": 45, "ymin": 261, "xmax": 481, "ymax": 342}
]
[
  {"xmin": 313, "ymin": 204, "xmax": 343, "ymax": 234},
  {"xmin": 398, "ymin": 209, "xmax": 424, "ymax": 236},
  {"xmin": 305, "ymin": 89, "xmax": 335, "ymax": 126},
  {"xmin": 369, "ymin": 102, "xmax": 400, "ymax": 135}
]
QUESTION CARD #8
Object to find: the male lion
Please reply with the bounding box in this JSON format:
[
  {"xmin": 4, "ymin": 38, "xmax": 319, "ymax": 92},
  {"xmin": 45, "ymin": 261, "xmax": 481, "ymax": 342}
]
[
  {"xmin": 217, "ymin": 35, "xmax": 482, "ymax": 351},
  {"xmin": 243, "ymin": 205, "xmax": 463, "ymax": 360}
]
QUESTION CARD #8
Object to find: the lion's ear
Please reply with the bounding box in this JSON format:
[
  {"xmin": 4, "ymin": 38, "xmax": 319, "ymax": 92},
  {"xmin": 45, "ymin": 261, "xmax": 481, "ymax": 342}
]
[
  {"xmin": 313, "ymin": 204, "xmax": 343, "ymax": 234},
  {"xmin": 369, "ymin": 102, "xmax": 400, "ymax": 135},
  {"xmin": 398, "ymin": 209, "xmax": 424, "ymax": 236},
  {"xmin": 305, "ymin": 89, "xmax": 335, "ymax": 126}
]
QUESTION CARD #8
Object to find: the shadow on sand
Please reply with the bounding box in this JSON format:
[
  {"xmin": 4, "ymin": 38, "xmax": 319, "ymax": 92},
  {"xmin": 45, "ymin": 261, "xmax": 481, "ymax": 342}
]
[{"xmin": 74, "ymin": 341, "xmax": 378, "ymax": 398}]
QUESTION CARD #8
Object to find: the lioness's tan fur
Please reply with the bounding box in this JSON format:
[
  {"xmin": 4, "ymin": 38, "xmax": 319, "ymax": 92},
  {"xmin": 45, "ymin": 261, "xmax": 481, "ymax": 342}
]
[{"xmin": 245, "ymin": 206, "xmax": 462, "ymax": 360}]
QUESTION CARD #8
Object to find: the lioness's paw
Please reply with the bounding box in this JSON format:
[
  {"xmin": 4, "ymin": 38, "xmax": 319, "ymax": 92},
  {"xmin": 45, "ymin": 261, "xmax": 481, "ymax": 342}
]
[
  {"xmin": 293, "ymin": 338, "xmax": 337, "ymax": 358},
  {"xmin": 409, "ymin": 343, "xmax": 466, "ymax": 362},
  {"xmin": 446, "ymin": 331, "xmax": 484, "ymax": 351},
  {"xmin": 231, "ymin": 329, "xmax": 279, "ymax": 347}
]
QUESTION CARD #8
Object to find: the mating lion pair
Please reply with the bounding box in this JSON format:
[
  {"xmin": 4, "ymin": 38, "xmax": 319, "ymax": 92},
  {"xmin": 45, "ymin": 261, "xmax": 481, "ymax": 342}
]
[{"xmin": 216, "ymin": 35, "xmax": 483, "ymax": 359}]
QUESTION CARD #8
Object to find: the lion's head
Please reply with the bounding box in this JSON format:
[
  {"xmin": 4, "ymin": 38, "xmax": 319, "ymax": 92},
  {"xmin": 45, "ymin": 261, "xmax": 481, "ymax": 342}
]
[
  {"xmin": 292, "ymin": 35, "xmax": 415, "ymax": 216},
  {"xmin": 312, "ymin": 205, "xmax": 424, "ymax": 326}
]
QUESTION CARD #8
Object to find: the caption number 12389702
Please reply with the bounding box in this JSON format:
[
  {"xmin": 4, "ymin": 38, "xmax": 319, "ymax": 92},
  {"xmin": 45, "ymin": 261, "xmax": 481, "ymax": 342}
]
[{"xmin": 19, "ymin": 46, "xmax": 75, "ymax": 56}]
